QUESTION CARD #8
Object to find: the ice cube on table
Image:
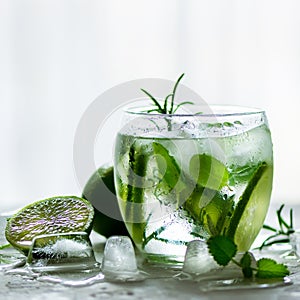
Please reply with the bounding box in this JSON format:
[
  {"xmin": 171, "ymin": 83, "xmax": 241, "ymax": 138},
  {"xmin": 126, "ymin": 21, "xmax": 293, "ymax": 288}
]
[
  {"xmin": 101, "ymin": 236, "xmax": 146, "ymax": 282},
  {"xmin": 28, "ymin": 232, "xmax": 98, "ymax": 272},
  {"xmin": 102, "ymin": 236, "xmax": 137, "ymax": 274},
  {"xmin": 182, "ymin": 240, "xmax": 218, "ymax": 275}
]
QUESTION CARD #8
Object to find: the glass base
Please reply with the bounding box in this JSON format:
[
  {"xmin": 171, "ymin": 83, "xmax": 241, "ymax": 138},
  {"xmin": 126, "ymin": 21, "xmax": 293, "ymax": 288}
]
[
  {"xmin": 197, "ymin": 276, "xmax": 292, "ymax": 292},
  {"xmin": 142, "ymin": 253, "xmax": 184, "ymax": 267}
]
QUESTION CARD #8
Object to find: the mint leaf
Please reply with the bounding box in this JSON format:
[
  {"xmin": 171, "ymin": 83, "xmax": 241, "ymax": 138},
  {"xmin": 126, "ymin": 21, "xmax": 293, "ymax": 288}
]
[
  {"xmin": 153, "ymin": 142, "xmax": 193, "ymax": 208},
  {"xmin": 189, "ymin": 154, "xmax": 229, "ymax": 190},
  {"xmin": 202, "ymin": 194, "xmax": 234, "ymax": 236},
  {"xmin": 207, "ymin": 235, "xmax": 237, "ymax": 266},
  {"xmin": 207, "ymin": 237, "xmax": 290, "ymax": 279},
  {"xmin": 240, "ymin": 252, "xmax": 253, "ymax": 278},
  {"xmin": 184, "ymin": 186, "xmax": 234, "ymax": 236},
  {"xmin": 153, "ymin": 142, "xmax": 181, "ymax": 193},
  {"xmin": 256, "ymin": 258, "xmax": 290, "ymax": 278},
  {"xmin": 229, "ymin": 164, "xmax": 259, "ymax": 185}
]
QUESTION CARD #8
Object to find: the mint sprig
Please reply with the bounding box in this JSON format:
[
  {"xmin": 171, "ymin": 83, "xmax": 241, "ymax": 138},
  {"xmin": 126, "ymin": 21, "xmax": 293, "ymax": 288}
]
[{"xmin": 207, "ymin": 235, "xmax": 290, "ymax": 279}]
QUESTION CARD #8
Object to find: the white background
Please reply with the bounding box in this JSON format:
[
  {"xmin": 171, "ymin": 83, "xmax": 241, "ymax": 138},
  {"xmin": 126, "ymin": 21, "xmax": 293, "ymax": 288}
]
[{"xmin": 0, "ymin": 0, "xmax": 299, "ymax": 212}]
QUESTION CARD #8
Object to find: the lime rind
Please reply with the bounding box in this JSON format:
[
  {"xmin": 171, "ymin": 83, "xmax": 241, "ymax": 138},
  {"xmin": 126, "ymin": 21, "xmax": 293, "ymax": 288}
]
[{"xmin": 5, "ymin": 196, "xmax": 94, "ymax": 254}]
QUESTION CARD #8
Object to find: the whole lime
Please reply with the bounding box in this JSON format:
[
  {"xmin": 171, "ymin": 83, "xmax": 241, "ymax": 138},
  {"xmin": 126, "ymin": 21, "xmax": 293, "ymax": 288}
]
[{"xmin": 82, "ymin": 165, "xmax": 128, "ymax": 238}]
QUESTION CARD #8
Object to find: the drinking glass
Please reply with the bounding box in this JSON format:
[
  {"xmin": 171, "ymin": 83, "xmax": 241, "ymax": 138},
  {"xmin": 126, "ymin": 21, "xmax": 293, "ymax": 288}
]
[{"xmin": 114, "ymin": 105, "xmax": 273, "ymax": 265}]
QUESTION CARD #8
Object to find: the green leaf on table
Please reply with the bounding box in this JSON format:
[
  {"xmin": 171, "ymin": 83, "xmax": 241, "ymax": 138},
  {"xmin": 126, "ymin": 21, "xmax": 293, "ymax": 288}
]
[
  {"xmin": 189, "ymin": 154, "xmax": 229, "ymax": 190},
  {"xmin": 240, "ymin": 252, "xmax": 253, "ymax": 278},
  {"xmin": 207, "ymin": 235, "xmax": 237, "ymax": 266},
  {"xmin": 206, "ymin": 237, "xmax": 290, "ymax": 279},
  {"xmin": 255, "ymin": 258, "xmax": 290, "ymax": 278}
]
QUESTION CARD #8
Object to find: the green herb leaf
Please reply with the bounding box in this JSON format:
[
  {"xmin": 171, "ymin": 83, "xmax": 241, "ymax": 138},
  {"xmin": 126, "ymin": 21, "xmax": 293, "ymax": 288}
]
[
  {"xmin": 229, "ymin": 164, "xmax": 259, "ymax": 185},
  {"xmin": 184, "ymin": 187, "xmax": 234, "ymax": 236},
  {"xmin": 163, "ymin": 94, "xmax": 173, "ymax": 113},
  {"xmin": 152, "ymin": 142, "xmax": 193, "ymax": 208},
  {"xmin": 142, "ymin": 73, "xmax": 194, "ymax": 115},
  {"xmin": 258, "ymin": 204, "xmax": 295, "ymax": 250},
  {"xmin": 262, "ymin": 224, "xmax": 277, "ymax": 232},
  {"xmin": 189, "ymin": 154, "xmax": 229, "ymax": 190},
  {"xmin": 256, "ymin": 258, "xmax": 290, "ymax": 278},
  {"xmin": 125, "ymin": 141, "xmax": 150, "ymax": 244},
  {"xmin": 152, "ymin": 142, "xmax": 181, "ymax": 193},
  {"xmin": 240, "ymin": 252, "xmax": 253, "ymax": 278},
  {"xmin": 207, "ymin": 236, "xmax": 289, "ymax": 279},
  {"xmin": 169, "ymin": 73, "xmax": 185, "ymax": 114},
  {"xmin": 173, "ymin": 101, "xmax": 194, "ymax": 113},
  {"xmin": 207, "ymin": 235, "xmax": 237, "ymax": 266},
  {"xmin": 140, "ymin": 88, "xmax": 163, "ymax": 112},
  {"xmin": 184, "ymin": 186, "xmax": 223, "ymax": 220}
]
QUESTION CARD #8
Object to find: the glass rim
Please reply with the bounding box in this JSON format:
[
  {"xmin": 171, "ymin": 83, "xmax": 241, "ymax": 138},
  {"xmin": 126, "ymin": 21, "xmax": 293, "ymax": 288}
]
[{"xmin": 124, "ymin": 104, "xmax": 265, "ymax": 118}]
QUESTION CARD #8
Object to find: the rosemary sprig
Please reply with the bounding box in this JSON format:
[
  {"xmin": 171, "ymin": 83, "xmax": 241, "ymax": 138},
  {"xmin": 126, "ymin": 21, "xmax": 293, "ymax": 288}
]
[
  {"xmin": 257, "ymin": 204, "xmax": 295, "ymax": 250},
  {"xmin": 141, "ymin": 73, "xmax": 194, "ymax": 114},
  {"xmin": 169, "ymin": 73, "xmax": 185, "ymax": 114}
]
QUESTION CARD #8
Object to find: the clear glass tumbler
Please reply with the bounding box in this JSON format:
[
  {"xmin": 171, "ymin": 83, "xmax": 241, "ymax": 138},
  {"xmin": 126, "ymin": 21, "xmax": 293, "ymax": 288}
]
[{"xmin": 114, "ymin": 105, "xmax": 273, "ymax": 264}]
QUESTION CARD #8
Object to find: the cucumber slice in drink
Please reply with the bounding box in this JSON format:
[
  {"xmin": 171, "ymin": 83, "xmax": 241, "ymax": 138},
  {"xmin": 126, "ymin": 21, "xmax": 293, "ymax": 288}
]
[
  {"xmin": 226, "ymin": 162, "xmax": 273, "ymax": 251},
  {"xmin": 5, "ymin": 196, "xmax": 94, "ymax": 255}
]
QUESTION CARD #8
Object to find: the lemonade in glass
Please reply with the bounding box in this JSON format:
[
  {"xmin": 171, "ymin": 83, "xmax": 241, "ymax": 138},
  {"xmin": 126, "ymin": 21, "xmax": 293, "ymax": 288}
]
[{"xmin": 114, "ymin": 105, "xmax": 273, "ymax": 264}]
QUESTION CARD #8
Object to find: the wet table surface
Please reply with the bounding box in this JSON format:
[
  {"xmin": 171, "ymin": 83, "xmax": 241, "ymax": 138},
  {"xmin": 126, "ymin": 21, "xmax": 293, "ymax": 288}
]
[
  {"xmin": 1, "ymin": 204, "xmax": 300, "ymax": 300},
  {"xmin": 0, "ymin": 260, "xmax": 300, "ymax": 300}
]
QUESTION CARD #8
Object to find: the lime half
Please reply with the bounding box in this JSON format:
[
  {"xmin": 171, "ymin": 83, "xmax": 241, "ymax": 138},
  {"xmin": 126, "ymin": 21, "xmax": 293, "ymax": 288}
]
[
  {"xmin": 227, "ymin": 163, "xmax": 273, "ymax": 251},
  {"xmin": 5, "ymin": 196, "xmax": 94, "ymax": 254}
]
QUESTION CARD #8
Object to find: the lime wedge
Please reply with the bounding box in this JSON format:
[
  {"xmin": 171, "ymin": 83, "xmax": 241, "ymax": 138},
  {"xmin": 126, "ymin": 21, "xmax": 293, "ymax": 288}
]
[
  {"xmin": 226, "ymin": 162, "xmax": 273, "ymax": 251},
  {"xmin": 5, "ymin": 196, "xmax": 94, "ymax": 254},
  {"xmin": 189, "ymin": 154, "xmax": 229, "ymax": 190}
]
